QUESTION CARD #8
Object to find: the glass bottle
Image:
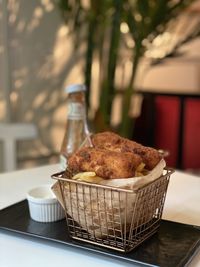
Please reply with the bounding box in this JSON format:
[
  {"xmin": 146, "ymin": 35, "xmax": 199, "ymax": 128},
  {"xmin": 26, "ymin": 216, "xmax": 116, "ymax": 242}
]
[{"xmin": 59, "ymin": 84, "xmax": 90, "ymax": 170}]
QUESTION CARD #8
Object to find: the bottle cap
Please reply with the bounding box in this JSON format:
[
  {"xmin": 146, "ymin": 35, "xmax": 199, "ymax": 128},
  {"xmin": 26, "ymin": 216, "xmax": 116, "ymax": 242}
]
[{"xmin": 65, "ymin": 84, "xmax": 86, "ymax": 94}]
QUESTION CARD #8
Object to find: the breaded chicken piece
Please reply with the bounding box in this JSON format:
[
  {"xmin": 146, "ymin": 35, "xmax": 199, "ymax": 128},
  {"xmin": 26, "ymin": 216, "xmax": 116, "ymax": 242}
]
[
  {"xmin": 68, "ymin": 147, "xmax": 142, "ymax": 179},
  {"xmin": 91, "ymin": 132, "xmax": 161, "ymax": 170}
]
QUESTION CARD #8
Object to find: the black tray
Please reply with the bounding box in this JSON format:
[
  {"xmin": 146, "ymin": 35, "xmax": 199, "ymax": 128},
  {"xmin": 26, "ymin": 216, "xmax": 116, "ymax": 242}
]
[{"xmin": 0, "ymin": 200, "xmax": 200, "ymax": 267}]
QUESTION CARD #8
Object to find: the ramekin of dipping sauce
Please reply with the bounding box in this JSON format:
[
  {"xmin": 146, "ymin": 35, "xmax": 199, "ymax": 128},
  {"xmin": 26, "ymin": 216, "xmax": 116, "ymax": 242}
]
[{"xmin": 27, "ymin": 185, "xmax": 65, "ymax": 223}]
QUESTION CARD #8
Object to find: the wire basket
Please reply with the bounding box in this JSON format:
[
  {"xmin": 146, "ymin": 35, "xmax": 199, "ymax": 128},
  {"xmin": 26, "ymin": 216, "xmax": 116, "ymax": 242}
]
[{"xmin": 51, "ymin": 168, "xmax": 173, "ymax": 253}]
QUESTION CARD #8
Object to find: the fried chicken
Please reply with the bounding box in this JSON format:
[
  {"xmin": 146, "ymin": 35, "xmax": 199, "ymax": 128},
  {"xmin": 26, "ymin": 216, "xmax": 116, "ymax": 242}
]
[
  {"xmin": 68, "ymin": 147, "xmax": 142, "ymax": 179},
  {"xmin": 91, "ymin": 132, "xmax": 161, "ymax": 170}
]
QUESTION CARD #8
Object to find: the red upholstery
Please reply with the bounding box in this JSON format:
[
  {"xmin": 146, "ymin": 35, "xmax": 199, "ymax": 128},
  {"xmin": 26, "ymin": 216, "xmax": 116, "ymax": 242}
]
[
  {"xmin": 182, "ymin": 99, "xmax": 200, "ymax": 169},
  {"xmin": 154, "ymin": 96, "xmax": 180, "ymax": 168},
  {"xmin": 134, "ymin": 92, "xmax": 200, "ymax": 170}
]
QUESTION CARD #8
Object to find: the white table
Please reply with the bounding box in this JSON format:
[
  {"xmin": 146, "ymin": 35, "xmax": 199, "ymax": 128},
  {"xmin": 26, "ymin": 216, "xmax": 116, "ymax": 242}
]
[{"xmin": 0, "ymin": 164, "xmax": 200, "ymax": 267}]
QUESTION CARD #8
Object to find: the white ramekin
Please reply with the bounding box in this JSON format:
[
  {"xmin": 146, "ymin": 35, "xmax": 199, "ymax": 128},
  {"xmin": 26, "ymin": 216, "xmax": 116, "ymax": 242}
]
[{"xmin": 27, "ymin": 185, "xmax": 65, "ymax": 223}]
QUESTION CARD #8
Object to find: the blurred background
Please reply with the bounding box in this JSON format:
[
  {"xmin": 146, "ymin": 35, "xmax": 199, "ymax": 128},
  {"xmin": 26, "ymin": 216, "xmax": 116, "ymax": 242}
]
[{"xmin": 0, "ymin": 0, "xmax": 200, "ymax": 174}]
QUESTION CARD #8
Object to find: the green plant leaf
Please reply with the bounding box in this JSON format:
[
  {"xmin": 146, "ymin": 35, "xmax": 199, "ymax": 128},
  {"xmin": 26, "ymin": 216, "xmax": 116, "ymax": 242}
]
[{"xmin": 56, "ymin": 0, "xmax": 197, "ymax": 138}]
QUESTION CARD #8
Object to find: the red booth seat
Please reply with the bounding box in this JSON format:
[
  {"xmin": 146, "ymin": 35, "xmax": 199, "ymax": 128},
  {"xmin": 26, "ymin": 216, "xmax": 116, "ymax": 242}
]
[{"xmin": 154, "ymin": 95, "xmax": 200, "ymax": 170}]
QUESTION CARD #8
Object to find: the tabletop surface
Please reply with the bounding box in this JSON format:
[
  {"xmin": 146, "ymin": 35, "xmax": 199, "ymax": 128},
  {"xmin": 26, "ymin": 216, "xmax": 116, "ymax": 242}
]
[{"xmin": 0, "ymin": 164, "xmax": 200, "ymax": 267}]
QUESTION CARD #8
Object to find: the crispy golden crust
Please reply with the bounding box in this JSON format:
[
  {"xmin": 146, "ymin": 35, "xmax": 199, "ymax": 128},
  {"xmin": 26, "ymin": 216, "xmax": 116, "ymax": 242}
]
[
  {"xmin": 68, "ymin": 147, "xmax": 142, "ymax": 179},
  {"xmin": 91, "ymin": 132, "xmax": 161, "ymax": 170}
]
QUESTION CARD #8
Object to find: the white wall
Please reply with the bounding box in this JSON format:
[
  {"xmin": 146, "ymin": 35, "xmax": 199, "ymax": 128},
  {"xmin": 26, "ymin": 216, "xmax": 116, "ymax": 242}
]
[
  {"xmin": 0, "ymin": 0, "xmax": 84, "ymax": 171},
  {"xmin": 139, "ymin": 38, "xmax": 200, "ymax": 93}
]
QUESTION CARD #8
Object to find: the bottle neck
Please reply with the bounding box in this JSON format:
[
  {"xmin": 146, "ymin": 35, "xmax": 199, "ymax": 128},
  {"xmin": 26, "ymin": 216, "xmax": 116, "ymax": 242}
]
[
  {"xmin": 67, "ymin": 102, "xmax": 86, "ymax": 120},
  {"xmin": 67, "ymin": 91, "xmax": 90, "ymax": 135}
]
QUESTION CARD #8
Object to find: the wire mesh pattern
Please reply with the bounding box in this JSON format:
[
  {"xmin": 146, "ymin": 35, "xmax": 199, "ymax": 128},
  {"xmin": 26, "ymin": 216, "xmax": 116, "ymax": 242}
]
[{"xmin": 52, "ymin": 168, "xmax": 173, "ymax": 252}]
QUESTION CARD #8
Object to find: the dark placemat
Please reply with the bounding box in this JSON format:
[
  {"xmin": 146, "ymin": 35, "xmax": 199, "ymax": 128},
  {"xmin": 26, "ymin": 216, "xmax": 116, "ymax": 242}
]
[{"xmin": 0, "ymin": 200, "xmax": 200, "ymax": 267}]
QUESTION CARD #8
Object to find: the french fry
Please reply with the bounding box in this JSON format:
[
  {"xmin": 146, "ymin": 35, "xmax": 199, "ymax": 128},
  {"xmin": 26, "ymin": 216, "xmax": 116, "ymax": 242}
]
[
  {"xmin": 72, "ymin": 172, "xmax": 104, "ymax": 183},
  {"xmin": 136, "ymin": 162, "xmax": 146, "ymax": 172},
  {"xmin": 72, "ymin": 172, "xmax": 96, "ymax": 180}
]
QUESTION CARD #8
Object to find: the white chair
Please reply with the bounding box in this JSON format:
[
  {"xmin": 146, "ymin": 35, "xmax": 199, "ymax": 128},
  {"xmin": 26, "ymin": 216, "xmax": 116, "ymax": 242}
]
[{"xmin": 0, "ymin": 123, "xmax": 38, "ymax": 172}]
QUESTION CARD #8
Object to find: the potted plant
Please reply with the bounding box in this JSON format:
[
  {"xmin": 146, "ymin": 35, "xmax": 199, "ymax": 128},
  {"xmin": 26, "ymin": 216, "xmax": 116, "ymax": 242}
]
[{"xmin": 56, "ymin": 0, "xmax": 198, "ymax": 138}]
